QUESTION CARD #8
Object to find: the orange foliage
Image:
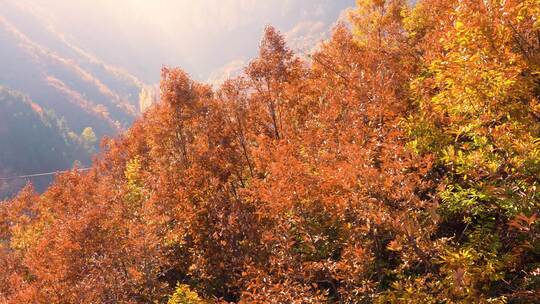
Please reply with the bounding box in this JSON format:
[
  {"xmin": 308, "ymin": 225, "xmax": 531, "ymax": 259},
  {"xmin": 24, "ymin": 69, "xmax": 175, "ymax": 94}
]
[{"xmin": 1, "ymin": 0, "xmax": 539, "ymax": 302}]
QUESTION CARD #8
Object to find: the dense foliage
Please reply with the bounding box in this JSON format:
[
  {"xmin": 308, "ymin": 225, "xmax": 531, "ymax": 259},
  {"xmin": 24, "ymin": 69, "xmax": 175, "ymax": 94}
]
[{"xmin": 1, "ymin": 0, "xmax": 539, "ymax": 302}]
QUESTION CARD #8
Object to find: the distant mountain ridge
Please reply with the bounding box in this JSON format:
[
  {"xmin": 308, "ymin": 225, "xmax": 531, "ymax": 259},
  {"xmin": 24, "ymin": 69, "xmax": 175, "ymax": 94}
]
[
  {"xmin": 0, "ymin": 86, "xmax": 92, "ymax": 199},
  {"xmin": 0, "ymin": 0, "xmax": 151, "ymax": 138},
  {"xmin": 0, "ymin": 1, "xmax": 157, "ymax": 198}
]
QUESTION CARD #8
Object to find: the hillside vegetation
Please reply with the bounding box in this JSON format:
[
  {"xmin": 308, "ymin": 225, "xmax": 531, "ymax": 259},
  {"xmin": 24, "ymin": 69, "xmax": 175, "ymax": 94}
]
[
  {"xmin": 0, "ymin": 1, "xmax": 147, "ymax": 138},
  {"xmin": 1, "ymin": 0, "xmax": 539, "ymax": 303},
  {"xmin": 0, "ymin": 86, "xmax": 93, "ymax": 198},
  {"xmin": 0, "ymin": 1, "xmax": 155, "ymax": 198}
]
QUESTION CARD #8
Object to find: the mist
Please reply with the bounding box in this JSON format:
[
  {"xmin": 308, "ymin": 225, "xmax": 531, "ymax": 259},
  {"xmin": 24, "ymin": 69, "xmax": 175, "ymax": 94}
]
[{"xmin": 12, "ymin": 0, "xmax": 354, "ymax": 83}]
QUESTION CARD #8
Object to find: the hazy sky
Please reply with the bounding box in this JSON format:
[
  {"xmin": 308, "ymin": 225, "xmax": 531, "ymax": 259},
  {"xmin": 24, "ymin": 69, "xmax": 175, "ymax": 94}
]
[{"xmin": 11, "ymin": 0, "xmax": 355, "ymax": 83}]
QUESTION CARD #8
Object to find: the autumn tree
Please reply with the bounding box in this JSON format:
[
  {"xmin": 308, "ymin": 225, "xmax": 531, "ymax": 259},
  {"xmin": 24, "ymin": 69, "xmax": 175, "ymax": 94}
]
[
  {"xmin": 387, "ymin": 0, "xmax": 540, "ymax": 302},
  {"xmin": 1, "ymin": 0, "xmax": 539, "ymax": 303}
]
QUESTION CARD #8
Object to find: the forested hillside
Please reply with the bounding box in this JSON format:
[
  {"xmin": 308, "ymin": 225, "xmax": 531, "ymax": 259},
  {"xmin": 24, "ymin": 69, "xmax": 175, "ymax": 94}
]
[
  {"xmin": 0, "ymin": 10, "xmax": 142, "ymax": 137},
  {"xmin": 1, "ymin": 0, "xmax": 539, "ymax": 303},
  {"xmin": 0, "ymin": 1, "xmax": 156, "ymax": 198},
  {"xmin": 0, "ymin": 79, "xmax": 101, "ymax": 198},
  {"xmin": 0, "ymin": 87, "xmax": 92, "ymax": 199}
]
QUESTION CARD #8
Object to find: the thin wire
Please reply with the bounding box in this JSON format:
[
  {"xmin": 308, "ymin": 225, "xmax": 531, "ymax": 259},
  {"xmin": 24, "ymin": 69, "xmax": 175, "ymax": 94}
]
[{"xmin": 0, "ymin": 168, "xmax": 92, "ymax": 181}]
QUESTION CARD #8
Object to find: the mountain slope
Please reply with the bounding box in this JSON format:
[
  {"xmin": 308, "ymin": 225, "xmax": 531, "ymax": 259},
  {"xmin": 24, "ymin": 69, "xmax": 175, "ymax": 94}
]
[
  {"xmin": 0, "ymin": 1, "xmax": 149, "ymax": 138},
  {"xmin": 0, "ymin": 86, "xmax": 92, "ymax": 199},
  {"xmin": 0, "ymin": 1, "xmax": 158, "ymax": 198}
]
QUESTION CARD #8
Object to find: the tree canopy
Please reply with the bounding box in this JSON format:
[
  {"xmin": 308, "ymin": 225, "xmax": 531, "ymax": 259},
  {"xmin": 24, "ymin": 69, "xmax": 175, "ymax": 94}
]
[{"xmin": 1, "ymin": 0, "xmax": 539, "ymax": 302}]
